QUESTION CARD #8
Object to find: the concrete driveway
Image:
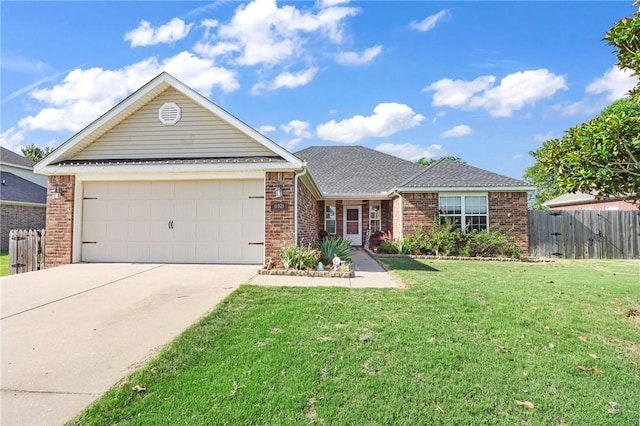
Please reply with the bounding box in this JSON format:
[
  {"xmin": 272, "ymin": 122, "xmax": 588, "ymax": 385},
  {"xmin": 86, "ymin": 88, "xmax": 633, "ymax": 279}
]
[{"xmin": 1, "ymin": 263, "xmax": 256, "ymax": 426}]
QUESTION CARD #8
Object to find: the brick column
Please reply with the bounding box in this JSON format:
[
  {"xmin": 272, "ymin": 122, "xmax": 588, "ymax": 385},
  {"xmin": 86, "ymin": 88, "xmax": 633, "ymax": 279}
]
[
  {"xmin": 44, "ymin": 175, "xmax": 75, "ymax": 268},
  {"xmin": 265, "ymin": 172, "xmax": 295, "ymax": 266},
  {"xmin": 488, "ymin": 192, "xmax": 529, "ymax": 255}
]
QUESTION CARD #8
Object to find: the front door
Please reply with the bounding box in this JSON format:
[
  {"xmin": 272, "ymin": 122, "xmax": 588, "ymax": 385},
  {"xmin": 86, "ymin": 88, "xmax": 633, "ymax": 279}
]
[{"xmin": 343, "ymin": 206, "xmax": 362, "ymax": 246}]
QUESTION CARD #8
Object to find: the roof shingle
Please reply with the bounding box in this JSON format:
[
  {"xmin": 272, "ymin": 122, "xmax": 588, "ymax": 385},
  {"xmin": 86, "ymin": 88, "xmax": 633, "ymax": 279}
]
[
  {"xmin": 0, "ymin": 172, "xmax": 47, "ymax": 204},
  {"xmin": 1, "ymin": 147, "xmax": 36, "ymax": 168}
]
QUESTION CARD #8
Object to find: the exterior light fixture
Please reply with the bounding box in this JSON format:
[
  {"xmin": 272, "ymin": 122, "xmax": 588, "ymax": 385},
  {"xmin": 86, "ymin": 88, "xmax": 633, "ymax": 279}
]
[
  {"xmin": 274, "ymin": 184, "xmax": 284, "ymax": 198},
  {"xmin": 51, "ymin": 184, "xmax": 65, "ymax": 199}
]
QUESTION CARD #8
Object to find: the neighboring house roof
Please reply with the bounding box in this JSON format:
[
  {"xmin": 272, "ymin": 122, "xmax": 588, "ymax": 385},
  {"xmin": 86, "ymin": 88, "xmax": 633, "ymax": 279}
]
[
  {"xmin": 295, "ymin": 146, "xmax": 424, "ymax": 197},
  {"xmin": 0, "ymin": 171, "xmax": 47, "ymax": 204},
  {"xmin": 398, "ymin": 158, "xmax": 534, "ymax": 191},
  {"xmin": 35, "ymin": 72, "xmax": 303, "ymax": 174},
  {"xmin": 544, "ymin": 192, "xmax": 636, "ymax": 207},
  {"xmin": 1, "ymin": 147, "xmax": 35, "ymax": 169}
]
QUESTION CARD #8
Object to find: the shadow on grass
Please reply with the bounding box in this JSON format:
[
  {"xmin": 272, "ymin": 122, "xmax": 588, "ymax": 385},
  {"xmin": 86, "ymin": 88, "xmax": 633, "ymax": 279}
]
[{"xmin": 379, "ymin": 257, "xmax": 439, "ymax": 272}]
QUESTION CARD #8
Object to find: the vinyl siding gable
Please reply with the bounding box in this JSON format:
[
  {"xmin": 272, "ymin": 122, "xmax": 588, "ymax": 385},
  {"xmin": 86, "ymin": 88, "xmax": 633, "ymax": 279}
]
[{"xmin": 72, "ymin": 87, "xmax": 276, "ymax": 160}]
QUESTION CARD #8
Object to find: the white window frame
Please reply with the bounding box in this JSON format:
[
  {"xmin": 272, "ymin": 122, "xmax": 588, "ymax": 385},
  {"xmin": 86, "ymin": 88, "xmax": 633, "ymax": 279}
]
[
  {"xmin": 439, "ymin": 193, "xmax": 488, "ymax": 231},
  {"xmin": 369, "ymin": 203, "xmax": 381, "ymax": 233},
  {"xmin": 324, "ymin": 202, "xmax": 337, "ymax": 235}
]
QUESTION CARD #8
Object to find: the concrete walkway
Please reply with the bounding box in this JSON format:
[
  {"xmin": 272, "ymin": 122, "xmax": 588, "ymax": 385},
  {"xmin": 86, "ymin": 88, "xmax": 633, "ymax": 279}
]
[
  {"xmin": 1, "ymin": 263, "xmax": 256, "ymax": 426},
  {"xmin": 249, "ymin": 249, "xmax": 400, "ymax": 288}
]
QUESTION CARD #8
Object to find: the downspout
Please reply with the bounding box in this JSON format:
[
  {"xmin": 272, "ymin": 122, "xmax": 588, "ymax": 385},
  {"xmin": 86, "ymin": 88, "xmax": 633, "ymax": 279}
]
[{"xmin": 294, "ymin": 163, "xmax": 308, "ymax": 246}]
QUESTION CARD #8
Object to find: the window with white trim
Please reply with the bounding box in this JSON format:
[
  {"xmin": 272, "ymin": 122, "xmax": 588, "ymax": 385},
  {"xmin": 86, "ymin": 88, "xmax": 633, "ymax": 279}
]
[
  {"xmin": 369, "ymin": 203, "xmax": 381, "ymax": 232},
  {"xmin": 325, "ymin": 202, "xmax": 337, "ymax": 234},
  {"xmin": 439, "ymin": 194, "xmax": 488, "ymax": 231}
]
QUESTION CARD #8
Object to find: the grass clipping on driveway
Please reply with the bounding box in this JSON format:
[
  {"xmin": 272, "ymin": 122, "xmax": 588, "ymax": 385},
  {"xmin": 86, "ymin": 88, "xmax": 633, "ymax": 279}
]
[{"xmin": 70, "ymin": 259, "xmax": 639, "ymax": 425}]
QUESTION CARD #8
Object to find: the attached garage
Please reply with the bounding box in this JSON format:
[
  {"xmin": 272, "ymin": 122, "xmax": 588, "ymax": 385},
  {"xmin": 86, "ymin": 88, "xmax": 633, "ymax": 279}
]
[
  {"xmin": 81, "ymin": 179, "xmax": 265, "ymax": 264},
  {"xmin": 36, "ymin": 72, "xmax": 305, "ymax": 268}
]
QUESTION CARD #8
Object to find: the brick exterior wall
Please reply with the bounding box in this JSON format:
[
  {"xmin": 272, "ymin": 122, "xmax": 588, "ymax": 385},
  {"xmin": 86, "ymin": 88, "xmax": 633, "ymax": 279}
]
[
  {"xmin": 381, "ymin": 200, "xmax": 392, "ymax": 234},
  {"xmin": 392, "ymin": 196, "xmax": 403, "ymax": 239},
  {"xmin": 0, "ymin": 204, "xmax": 46, "ymax": 251},
  {"xmin": 44, "ymin": 175, "xmax": 75, "ymax": 268},
  {"xmin": 401, "ymin": 192, "xmax": 439, "ymax": 235},
  {"xmin": 297, "ymin": 180, "xmax": 321, "ymax": 246},
  {"xmin": 265, "ymin": 172, "xmax": 295, "ymax": 265},
  {"xmin": 488, "ymin": 192, "xmax": 529, "ymax": 254},
  {"xmin": 397, "ymin": 191, "xmax": 529, "ymax": 254}
]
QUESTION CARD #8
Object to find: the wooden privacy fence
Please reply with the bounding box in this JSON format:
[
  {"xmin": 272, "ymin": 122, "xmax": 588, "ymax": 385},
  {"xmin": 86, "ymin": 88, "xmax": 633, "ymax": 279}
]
[
  {"xmin": 8, "ymin": 229, "xmax": 45, "ymax": 275},
  {"xmin": 528, "ymin": 210, "xmax": 640, "ymax": 259}
]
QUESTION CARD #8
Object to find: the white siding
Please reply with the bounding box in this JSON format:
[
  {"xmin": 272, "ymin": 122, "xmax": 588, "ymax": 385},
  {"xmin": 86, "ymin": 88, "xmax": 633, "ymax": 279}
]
[{"xmin": 72, "ymin": 88, "xmax": 275, "ymax": 160}]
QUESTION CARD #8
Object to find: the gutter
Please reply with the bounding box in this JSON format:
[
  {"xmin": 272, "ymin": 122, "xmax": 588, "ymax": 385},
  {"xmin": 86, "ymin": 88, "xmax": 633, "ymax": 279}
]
[{"xmin": 293, "ymin": 163, "xmax": 308, "ymax": 246}]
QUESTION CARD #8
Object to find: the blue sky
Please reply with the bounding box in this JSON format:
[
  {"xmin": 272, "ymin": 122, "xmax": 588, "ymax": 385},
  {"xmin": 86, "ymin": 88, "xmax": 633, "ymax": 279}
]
[{"xmin": 1, "ymin": 1, "xmax": 637, "ymax": 179}]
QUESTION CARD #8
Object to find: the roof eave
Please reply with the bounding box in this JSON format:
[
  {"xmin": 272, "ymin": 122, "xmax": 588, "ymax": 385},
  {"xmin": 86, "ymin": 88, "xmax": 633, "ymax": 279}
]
[
  {"xmin": 37, "ymin": 161, "xmax": 304, "ymax": 175},
  {"xmin": 395, "ymin": 185, "xmax": 536, "ymax": 193}
]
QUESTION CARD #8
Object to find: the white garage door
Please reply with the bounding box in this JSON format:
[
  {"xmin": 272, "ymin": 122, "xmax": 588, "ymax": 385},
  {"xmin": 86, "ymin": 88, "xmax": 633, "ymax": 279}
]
[{"xmin": 81, "ymin": 180, "xmax": 264, "ymax": 264}]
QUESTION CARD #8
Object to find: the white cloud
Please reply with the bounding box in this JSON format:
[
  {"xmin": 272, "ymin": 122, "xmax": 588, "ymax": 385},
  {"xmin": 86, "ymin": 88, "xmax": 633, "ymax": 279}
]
[
  {"xmin": 512, "ymin": 153, "xmax": 524, "ymax": 159},
  {"xmin": 281, "ymin": 120, "xmax": 312, "ymax": 138},
  {"xmin": 409, "ymin": 10, "xmax": 447, "ymax": 32},
  {"xmin": 318, "ymin": 0, "xmax": 350, "ymax": 8},
  {"xmin": 375, "ymin": 142, "xmax": 442, "ymax": 161},
  {"xmin": 0, "ymin": 127, "xmax": 26, "ymax": 152},
  {"xmin": 586, "ymin": 66, "xmax": 637, "ymax": 101},
  {"xmin": 252, "ymin": 67, "xmax": 318, "ymax": 93},
  {"xmin": 216, "ymin": 0, "xmax": 359, "ymax": 66},
  {"xmin": 18, "ymin": 53, "xmax": 238, "ymax": 133},
  {"xmin": 125, "ymin": 18, "xmax": 194, "ymax": 47},
  {"xmin": 533, "ymin": 132, "xmax": 555, "ymax": 143},
  {"xmin": 335, "ymin": 45, "xmax": 382, "ymax": 65},
  {"xmin": 258, "ymin": 125, "xmax": 276, "ymax": 133},
  {"xmin": 279, "ymin": 137, "xmax": 302, "ymax": 151},
  {"xmin": 440, "ymin": 124, "xmax": 472, "ymax": 138},
  {"xmin": 193, "ymin": 41, "xmax": 240, "ymax": 58},
  {"xmin": 425, "ymin": 69, "xmax": 567, "ymax": 117},
  {"xmin": 316, "ymin": 102, "xmax": 424, "ymax": 143}
]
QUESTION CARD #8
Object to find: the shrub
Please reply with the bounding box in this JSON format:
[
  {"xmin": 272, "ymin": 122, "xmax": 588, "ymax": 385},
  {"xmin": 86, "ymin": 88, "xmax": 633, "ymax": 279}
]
[
  {"xmin": 278, "ymin": 245, "xmax": 320, "ymax": 270},
  {"xmin": 316, "ymin": 236, "xmax": 352, "ymax": 264},
  {"xmin": 425, "ymin": 218, "xmax": 464, "ymax": 256},
  {"xmin": 377, "ymin": 238, "xmax": 410, "ymax": 254}
]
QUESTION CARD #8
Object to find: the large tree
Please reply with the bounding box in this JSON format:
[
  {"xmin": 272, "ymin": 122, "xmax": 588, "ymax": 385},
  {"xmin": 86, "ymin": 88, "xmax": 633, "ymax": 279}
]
[
  {"xmin": 527, "ymin": 5, "xmax": 640, "ymax": 207},
  {"xmin": 21, "ymin": 144, "xmax": 54, "ymax": 162}
]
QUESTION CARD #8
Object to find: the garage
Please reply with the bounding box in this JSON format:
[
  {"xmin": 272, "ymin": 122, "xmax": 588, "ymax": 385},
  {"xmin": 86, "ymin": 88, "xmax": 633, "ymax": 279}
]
[{"xmin": 81, "ymin": 179, "xmax": 264, "ymax": 264}]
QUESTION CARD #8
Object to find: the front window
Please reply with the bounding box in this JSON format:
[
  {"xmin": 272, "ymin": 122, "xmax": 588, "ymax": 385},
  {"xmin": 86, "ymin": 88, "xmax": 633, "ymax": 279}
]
[
  {"xmin": 369, "ymin": 203, "xmax": 381, "ymax": 232},
  {"xmin": 439, "ymin": 194, "xmax": 488, "ymax": 231},
  {"xmin": 325, "ymin": 203, "xmax": 336, "ymax": 234}
]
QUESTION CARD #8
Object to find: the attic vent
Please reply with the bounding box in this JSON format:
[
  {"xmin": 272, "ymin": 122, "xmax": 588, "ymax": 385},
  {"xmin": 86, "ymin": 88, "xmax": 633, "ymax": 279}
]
[{"xmin": 158, "ymin": 102, "xmax": 181, "ymax": 125}]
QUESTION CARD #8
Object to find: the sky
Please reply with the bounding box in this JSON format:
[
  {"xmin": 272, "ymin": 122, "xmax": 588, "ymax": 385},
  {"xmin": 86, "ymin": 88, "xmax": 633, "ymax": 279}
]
[{"xmin": 1, "ymin": 1, "xmax": 637, "ymax": 180}]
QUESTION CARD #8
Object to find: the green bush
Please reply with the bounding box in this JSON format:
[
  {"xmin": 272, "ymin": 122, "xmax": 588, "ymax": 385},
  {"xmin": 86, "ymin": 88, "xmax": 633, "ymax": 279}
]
[
  {"xmin": 377, "ymin": 239, "xmax": 410, "ymax": 255},
  {"xmin": 315, "ymin": 236, "xmax": 352, "ymax": 264},
  {"xmin": 278, "ymin": 245, "xmax": 320, "ymax": 270},
  {"xmin": 402, "ymin": 219, "xmax": 521, "ymax": 259}
]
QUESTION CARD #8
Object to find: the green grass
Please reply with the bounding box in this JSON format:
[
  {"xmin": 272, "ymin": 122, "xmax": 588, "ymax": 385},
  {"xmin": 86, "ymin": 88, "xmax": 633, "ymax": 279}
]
[
  {"xmin": 70, "ymin": 259, "xmax": 639, "ymax": 425},
  {"xmin": 0, "ymin": 250, "xmax": 8, "ymax": 277}
]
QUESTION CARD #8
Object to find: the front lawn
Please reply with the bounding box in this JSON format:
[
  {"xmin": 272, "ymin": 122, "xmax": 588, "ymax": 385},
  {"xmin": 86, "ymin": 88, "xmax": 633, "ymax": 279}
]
[
  {"xmin": 0, "ymin": 250, "xmax": 8, "ymax": 277},
  {"xmin": 70, "ymin": 259, "xmax": 639, "ymax": 425}
]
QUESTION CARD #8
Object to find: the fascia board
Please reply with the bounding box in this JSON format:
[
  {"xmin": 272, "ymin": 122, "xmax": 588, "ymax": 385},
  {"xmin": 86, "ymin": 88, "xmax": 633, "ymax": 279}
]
[
  {"xmin": 395, "ymin": 186, "xmax": 537, "ymax": 193},
  {"xmin": 37, "ymin": 161, "xmax": 303, "ymax": 175}
]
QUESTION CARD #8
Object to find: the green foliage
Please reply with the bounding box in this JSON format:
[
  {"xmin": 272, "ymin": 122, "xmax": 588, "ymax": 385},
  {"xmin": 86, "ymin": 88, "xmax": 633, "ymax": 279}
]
[
  {"xmin": 21, "ymin": 144, "xmax": 54, "ymax": 162},
  {"xmin": 315, "ymin": 236, "xmax": 352, "ymax": 264},
  {"xmin": 605, "ymin": 2, "xmax": 640, "ymax": 90},
  {"xmin": 416, "ymin": 156, "xmax": 466, "ymax": 166},
  {"xmin": 460, "ymin": 229, "xmax": 522, "ymax": 259},
  {"xmin": 534, "ymin": 98, "xmax": 640, "ymax": 205},
  {"xmin": 523, "ymin": 144, "xmax": 564, "ymax": 209},
  {"xmin": 401, "ymin": 220, "xmax": 521, "ymax": 258},
  {"xmin": 278, "ymin": 244, "xmax": 320, "ymax": 270}
]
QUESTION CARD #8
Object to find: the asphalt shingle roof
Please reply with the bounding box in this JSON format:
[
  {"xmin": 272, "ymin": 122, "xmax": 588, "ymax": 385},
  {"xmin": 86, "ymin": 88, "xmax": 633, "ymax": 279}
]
[
  {"xmin": 1, "ymin": 147, "xmax": 36, "ymax": 168},
  {"xmin": 0, "ymin": 171, "xmax": 47, "ymax": 204},
  {"xmin": 296, "ymin": 146, "xmax": 531, "ymax": 196},
  {"xmin": 295, "ymin": 146, "xmax": 424, "ymax": 196},
  {"xmin": 400, "ymin": 158, "xmax": 531, "ymax": 188}
]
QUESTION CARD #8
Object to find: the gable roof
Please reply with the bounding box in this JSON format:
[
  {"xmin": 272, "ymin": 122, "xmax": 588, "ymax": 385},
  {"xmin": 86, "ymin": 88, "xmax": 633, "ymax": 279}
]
[
  {"xmin": 1, "ymin": 147, "xmax": 35, "ymax": 169},
  {"xmin": 0, "ymin": 171, "xmax": 47, "ymax": 204},
  {"xmin": 397, "ymin": 158, "xmax": 535, "ymax": 191},
  {"xmin": 295, "ymin": 146, "xmax": 424, "ymax": 197},
  {"xmin": 35, "ymin": 72, "xmax": 302, "ymax": 173},
  {"xmin": 544, "ymin": 191, "xmax": 637, "ymax": 207}
]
